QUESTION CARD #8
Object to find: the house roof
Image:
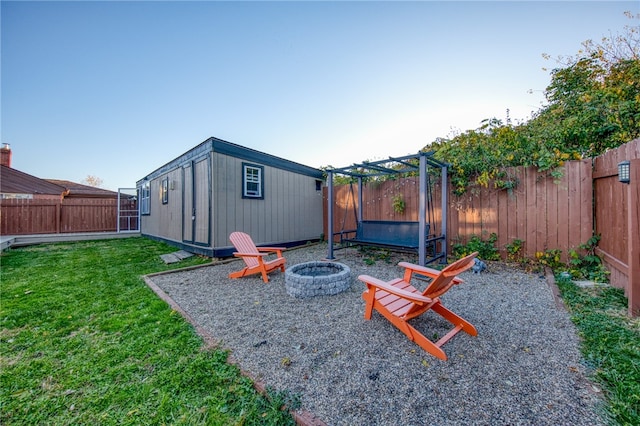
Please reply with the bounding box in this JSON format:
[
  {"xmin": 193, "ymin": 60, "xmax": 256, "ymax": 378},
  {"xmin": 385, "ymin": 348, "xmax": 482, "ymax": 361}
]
[
  {"xmin": 0, "ymin": 165, "xmax": 67, "ymax": 196},
  {"xmin": 45, "ymin": 179, "xmax": 118, "ymax": 198},
  {"xmin": 0, "ymin": 165, "xmax": 119, "ymax": 198}
]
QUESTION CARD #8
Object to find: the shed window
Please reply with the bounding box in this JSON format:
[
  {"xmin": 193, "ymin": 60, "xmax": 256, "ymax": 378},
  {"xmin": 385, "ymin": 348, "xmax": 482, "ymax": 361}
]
[
  {"xmin": 140, "ymin": 181, "xmax": 150, "ymax": 215},
  {"xmin": 161, "ymin": 178, "xmax": 169, "ymax": 204},
  {"xmin": 242, "ymin": 163, "xmax": 264, "ymax": 199}
]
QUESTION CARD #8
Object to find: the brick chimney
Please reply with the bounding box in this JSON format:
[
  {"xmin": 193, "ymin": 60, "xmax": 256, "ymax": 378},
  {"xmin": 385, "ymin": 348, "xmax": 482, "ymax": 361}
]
[{"xmin": 1, "ymin": 143, "xmax": 11, "ymax": 167}]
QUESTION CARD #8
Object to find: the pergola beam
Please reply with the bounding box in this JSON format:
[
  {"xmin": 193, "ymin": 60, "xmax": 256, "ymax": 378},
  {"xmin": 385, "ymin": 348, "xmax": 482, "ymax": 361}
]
[{"xmin": 328, "ymin": 151, "xmax": 447, "ymax": 178}]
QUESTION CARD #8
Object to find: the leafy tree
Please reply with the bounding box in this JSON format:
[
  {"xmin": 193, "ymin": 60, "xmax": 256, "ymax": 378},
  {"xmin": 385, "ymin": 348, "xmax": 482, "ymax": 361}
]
[
  {"xmin": 429, "ymin": 12, "xmax": 639, "ymax": 194},
  {"xmin": 82, "ymin": 175, "xmax": 103, "ymax": 187}
]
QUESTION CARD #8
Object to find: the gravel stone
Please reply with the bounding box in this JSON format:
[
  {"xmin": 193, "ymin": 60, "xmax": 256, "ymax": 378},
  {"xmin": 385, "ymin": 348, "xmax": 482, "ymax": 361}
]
[{"xmin": 147, "ymin": 243, "xmax": 606, "ymax": 426}]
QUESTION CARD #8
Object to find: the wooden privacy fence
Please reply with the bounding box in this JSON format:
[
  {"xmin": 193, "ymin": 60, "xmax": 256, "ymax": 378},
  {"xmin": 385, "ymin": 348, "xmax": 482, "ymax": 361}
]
[
  {"xmin": 593, "ymin": 139, "xmax": 639, "ymax": 316},
  {"xmin": 1, "ymin": 198, "xmax": 125, "ymax": 235},
  {"xmin": 447, "ymin": 160, "xmax": 594, "ymax": 261},
  {"xmin": 325, "ymin": 161, "xmax": 593, "ymax": 260},
  {"xmin": 325, "ymin": 138, "xmax": 639, "ymax": 315},
  {"xmin": 325, "ymin": 176, "xmax": 443, "ymax": 239}
]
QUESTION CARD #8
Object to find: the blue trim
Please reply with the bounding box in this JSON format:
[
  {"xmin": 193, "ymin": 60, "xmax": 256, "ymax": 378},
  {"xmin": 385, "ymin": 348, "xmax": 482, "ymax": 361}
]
[
  {"xmin": 213, "ymin": 238, "xmax": 321, "ymax": 258},
  {"xmin": 142, "ymin": 233, "xmax": 320, "ymax": 259},
  {"xmin": 241, "ymin": 162, "xmax": 265, "ymax": 199},
  {"xmin": 161, "ymin": 177, "xmax": 169, "ymax": 204},
  {"xmin": 143, "ymin": 234, "xmax": 215, "ymax": 257}
]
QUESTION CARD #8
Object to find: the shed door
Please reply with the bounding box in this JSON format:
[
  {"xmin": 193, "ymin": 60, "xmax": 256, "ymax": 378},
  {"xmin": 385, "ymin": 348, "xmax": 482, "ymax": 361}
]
[{"xmin": 182, "ymin": 158, "xmax": 211, "ymax": 246}]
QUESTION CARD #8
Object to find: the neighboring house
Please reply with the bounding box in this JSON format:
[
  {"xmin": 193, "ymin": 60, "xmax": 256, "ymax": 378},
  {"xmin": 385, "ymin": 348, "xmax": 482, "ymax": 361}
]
[
  {"xmin": 137, "ymin": 137, "xmax": 325, "ymax": 258},
  {"xmin": 0, "ymin": 144, "xmax": 130, "ymax": 235},
  {"xmin": 0, "ymin": 165, "xmax": 69, "ymax": 200},
  {"xmin": 0, "ymin": 144, "xmax": 120, "ymax": 201}
]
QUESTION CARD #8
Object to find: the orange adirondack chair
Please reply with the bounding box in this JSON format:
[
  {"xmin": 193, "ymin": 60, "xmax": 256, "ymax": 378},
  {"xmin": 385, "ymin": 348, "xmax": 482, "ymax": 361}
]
[
  {"xmin": 358, "ymin": 252, "xmax": 478, "ymax": 360},
  {"xmin": 228, "ymin": 232, "xmax": 286, "ymax": 283}
]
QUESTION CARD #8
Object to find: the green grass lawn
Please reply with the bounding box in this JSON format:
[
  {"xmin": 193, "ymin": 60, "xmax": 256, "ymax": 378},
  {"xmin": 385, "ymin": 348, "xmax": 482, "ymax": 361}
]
[
  {"xmin": 555, "ymin": 277, "xmax": 640, "ymax": 425},
  {"xmin": 1, "ymin": 237, "xmax": 296, "ymax": 425}
]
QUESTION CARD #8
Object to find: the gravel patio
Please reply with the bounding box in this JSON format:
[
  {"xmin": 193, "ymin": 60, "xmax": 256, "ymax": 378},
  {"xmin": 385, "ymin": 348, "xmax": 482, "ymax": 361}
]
[{"xmin": 145, "ymin": 243, "xmax": 605, "ymax": 426}]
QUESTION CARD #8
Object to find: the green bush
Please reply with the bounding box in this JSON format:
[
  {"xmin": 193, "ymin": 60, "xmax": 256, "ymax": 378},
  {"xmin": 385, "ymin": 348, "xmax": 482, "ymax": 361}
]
[
  {"xmin": 452, "ymin": 232, "xmax": 500, "ymax": 260},
  {"xmin": 567, "ymin": 235, "xmax": 610, "ymax": 283},
  {"xmin": 537, "ymin": 235, "xmax": 610, "ymax": 283},
  {"xmin": 505, "ymin": 238, "xmax": 525, "ymax": 263},
  {"xmin": 535, "ymin": 248, "xmax": 565, "ymax": 271}
]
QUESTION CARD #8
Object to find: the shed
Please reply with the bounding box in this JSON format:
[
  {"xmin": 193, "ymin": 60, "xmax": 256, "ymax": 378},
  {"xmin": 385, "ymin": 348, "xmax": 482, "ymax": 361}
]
[{"xmin": 137, "ymin": 137, "xmax": 325, "ymax": 258}]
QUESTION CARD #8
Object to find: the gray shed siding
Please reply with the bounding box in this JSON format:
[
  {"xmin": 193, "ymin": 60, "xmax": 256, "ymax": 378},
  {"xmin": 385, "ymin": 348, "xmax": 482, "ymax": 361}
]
[
  {"xmin": 137, "ymin": 137, "xmax": 323, "ymax": 257},
  {"xmin": 141, "ymin": 167, "xmax": 183, "ymax": 242},
  {"xmin": 211, "ymin": 152, "xmax": 323, "ymax": 248}
]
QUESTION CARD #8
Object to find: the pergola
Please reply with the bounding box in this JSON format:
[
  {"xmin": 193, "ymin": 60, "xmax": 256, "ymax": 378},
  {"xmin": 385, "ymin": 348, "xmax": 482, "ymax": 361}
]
[{"xmin": 326, "ymin": 151, "xmax": 449, "ymax": 266}]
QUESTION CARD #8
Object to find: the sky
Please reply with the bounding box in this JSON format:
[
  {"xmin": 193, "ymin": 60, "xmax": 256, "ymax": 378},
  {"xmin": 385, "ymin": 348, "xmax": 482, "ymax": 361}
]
[{"xmin": 1, "ymin": 1, "xmax": 638, "ymax": 191}]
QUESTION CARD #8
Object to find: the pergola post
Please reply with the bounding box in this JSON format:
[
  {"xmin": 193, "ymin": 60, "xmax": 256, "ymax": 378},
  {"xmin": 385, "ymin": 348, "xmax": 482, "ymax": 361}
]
[
  {"xmin": 357, "ymin": 177, "xmax": 363, "ymax": 223},
  {"xmin": 327, "ymin": 170, "xmax": 335, "ymax": 260},
  {"xmin": 441, "ymin": 164, "xmax": 448, "ymax": 263},
  {"xmin": 418, "ymin": 153, "xmax": 427, "ymax": 266}
]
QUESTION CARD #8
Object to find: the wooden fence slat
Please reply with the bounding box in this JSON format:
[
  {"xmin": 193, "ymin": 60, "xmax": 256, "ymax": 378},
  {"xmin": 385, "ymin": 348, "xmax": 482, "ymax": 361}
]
[
  {"xmin": 546, "ymin": 171, "xmax": 559, "ymax": 252},
  {"xmin": 579, "ymin": 159, "xmax": 594, "ymax": 245},
  {"xmin": 525, "ymin": 167, "xmax": 538, "ymax": 258},
  {"xmin": 513, "ymin": 167, "xmax": 526, "ymax": 250},
  {"xmin": 556, "ymin": 165, "xmax": 570, "ymax": 256},
  {"xmin": 497, "ymin": 185, "xmax": 509, "ymax": 254},
  {"xmin": 567, "ymin": 161, "xmax": 582, "ymax": 255},
  {"xmin": 485, "ymin": 187, "xmax": 498, "ymax": 238}
]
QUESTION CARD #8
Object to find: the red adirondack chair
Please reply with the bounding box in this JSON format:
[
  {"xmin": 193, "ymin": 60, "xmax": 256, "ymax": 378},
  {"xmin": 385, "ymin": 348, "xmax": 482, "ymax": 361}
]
[
  {"xmin": 358, "ymin": 252, "xmax": 478, "ymax": 360},
  {"xmin": 228, "ymin": 232, "xmax": 286, "ymax": 283}
]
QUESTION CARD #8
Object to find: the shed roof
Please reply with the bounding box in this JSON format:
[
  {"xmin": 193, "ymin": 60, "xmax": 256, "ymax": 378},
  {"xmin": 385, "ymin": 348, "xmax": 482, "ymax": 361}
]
[
  {"xmin": 0, "ymin": 165, "xmax": 67, "ymax": 196},
  {"xmin": 138, "ymin": 137, "xmax": 324, "ymax": 184}
]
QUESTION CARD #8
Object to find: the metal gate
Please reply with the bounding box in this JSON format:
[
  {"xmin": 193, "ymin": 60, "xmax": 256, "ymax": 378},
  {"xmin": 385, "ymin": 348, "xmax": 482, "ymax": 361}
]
[{"xmin": 117, "ymin": 188, "xmax": 139, "ymax": 232}]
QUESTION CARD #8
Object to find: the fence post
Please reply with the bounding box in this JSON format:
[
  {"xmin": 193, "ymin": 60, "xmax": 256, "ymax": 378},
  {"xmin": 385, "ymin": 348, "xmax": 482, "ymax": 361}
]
[
  {"xmin": 627, "ymin": 159, "xmax": 640, "ymax": 317},
  {"xmin": 56, "ymin": 200, "xmax": 61, "ymax": 234}
]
